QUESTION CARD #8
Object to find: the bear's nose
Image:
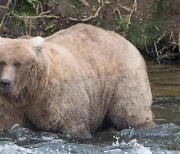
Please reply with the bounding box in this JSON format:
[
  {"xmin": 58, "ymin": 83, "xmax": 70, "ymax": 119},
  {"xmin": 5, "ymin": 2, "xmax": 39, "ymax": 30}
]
[{"xmin": 0, "ymin": 79, "xmax": 11, "ymax": 88}]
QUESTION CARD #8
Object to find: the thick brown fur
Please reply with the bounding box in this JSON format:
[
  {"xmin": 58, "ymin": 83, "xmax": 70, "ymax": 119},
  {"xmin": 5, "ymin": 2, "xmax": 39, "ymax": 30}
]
[{"xmin": 0, "ymin": 24, "xmax": 155, "ymax": 138}]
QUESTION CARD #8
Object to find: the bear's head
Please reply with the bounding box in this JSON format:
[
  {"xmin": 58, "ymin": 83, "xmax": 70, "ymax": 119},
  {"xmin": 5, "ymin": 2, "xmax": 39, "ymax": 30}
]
[{"xmin": 0, "ymin": 37, "xmax": 48, "ymax": 101}]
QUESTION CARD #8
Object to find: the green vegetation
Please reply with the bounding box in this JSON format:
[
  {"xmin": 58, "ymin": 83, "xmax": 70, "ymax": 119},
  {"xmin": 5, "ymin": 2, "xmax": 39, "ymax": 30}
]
[
  {"xmin": 92, "ymin": 15, "xmax": 105, "ymax": 27},
  {"xmin": 68, "ymin": 0, "xmax": 82, "ymax": 9},
  {"xmin": 154, "ymin": 0, "xmax": 170, "ymax": 15},
  {"xmin": 15, "ymin": 0, "xmax": 40, "ymax": 15},
  {"xmin": 127, "ymin": 19, "xmax": 164, "ymax": 52},
  {"xmin": 115, "ymin": 16, "xmax": 129, "ymax": 36},
  {"xmin": 45, "ymin": 23, "xmax": 57, "ymax": 36},
  {"xmin": 113, "ymin": 0, "xmax": 171, "ymax": 58}
]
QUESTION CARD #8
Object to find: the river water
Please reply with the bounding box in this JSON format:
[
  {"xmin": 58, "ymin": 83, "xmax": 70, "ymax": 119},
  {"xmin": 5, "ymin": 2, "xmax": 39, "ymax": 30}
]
[{"xmin": 0, "ymin": 63, "xmax": 179, "ymax": 154}]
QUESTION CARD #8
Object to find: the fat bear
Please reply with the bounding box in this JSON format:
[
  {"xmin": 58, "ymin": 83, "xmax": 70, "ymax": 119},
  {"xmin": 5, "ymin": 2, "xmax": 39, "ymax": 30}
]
[{"xmin": 0, "ymin": 24, "xmax": 155, "ymax": 138}]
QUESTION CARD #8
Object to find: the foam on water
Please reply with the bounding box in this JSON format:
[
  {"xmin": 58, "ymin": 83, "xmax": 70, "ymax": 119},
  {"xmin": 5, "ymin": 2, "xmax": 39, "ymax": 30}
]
[
  {"xmin": 104, "ymin": 138, "xmax": 179, "ymax": 154},
  {"xmin": 104, "ymin": 138, "xmax": 152, "ymax": 154},
  {"xmin": 0, "ymin": 143, "xmax": 32, "ymax": 154}
]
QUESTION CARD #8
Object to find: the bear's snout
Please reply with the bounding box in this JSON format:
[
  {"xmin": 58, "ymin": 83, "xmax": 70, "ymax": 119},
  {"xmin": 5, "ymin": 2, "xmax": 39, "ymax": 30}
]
[{"xmin": 0, "ymin": 79, "xmax": 11, "ymax": 92}]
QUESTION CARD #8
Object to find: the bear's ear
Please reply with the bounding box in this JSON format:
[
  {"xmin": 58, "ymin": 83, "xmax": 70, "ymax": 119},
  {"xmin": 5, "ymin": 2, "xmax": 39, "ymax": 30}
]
[{"xmin": 30, "ymin": 36, "xmax": 45, "ymax": 54}]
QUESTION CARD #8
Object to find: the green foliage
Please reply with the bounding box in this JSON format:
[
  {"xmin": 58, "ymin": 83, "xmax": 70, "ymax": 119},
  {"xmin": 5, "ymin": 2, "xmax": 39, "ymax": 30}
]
[
  {"xmin": 127, "ymin": 22, "xmax": 144, "ymax": 50},
  {"xmin": 145, "ymin": 20, "xmax": 163, "ymax": 43},
  {"xmin": 45, "ymin": 24, "xmax": 57, "ymax": 36},
  {"xmin": 154, "ymin": 0, "xmax": 170, "ymax": 15},
  {"xmin": 125, "ymin": 0, "xmax": 168, "ymax": 52},
  {"xmin": 92, "ymin": 15, "xmax": 105, "ymax": 27},
  {"xmin": 68, "ymin": 0, "xmax": 82, "ymax": 9},
  {"xmin": 15, "ymin": 0, "xmax": 38, "ymax": 15},
  {"xmin": 110, "ymin": 0, "xmax": 170, "ymax": 53},
  {"xmin": 128, "ymin": 20, "xmax": 164, "ymax": 51},
  {"xmin": 114, "ymin": 14, "xmax": 164, "ymax": 51},
  {"xmin": 115, "ymin": 16, "xmax": 129, "ymax": 35},
  {"xmin": 15, "ymin": 0, "xmax": 47, "ymax": 15},
  {"xmin": 24, "ymin": 0, "xmax": 39, "ymax": 8}
]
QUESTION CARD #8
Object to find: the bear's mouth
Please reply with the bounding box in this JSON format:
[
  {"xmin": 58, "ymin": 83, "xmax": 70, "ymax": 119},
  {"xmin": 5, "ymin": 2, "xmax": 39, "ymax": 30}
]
[
  {"xmin": 0, "ymin": 87, "xmax": 19, "ymax": 102},
  {"xmin": 0, "ymin": 86, "xmax": 11, "ymax": 94}
]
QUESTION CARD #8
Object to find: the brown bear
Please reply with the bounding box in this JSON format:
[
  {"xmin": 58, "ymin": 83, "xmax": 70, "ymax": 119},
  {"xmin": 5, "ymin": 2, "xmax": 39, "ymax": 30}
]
[{"xmin": 0, "ymin": 24, "xmax": 155, "ymax": 138}]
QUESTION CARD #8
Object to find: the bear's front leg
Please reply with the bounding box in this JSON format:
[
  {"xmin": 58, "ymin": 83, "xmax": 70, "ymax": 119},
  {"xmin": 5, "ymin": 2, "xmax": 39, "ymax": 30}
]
[
  {"xmin": 0, "ymin": 102, "xmax": 27, "ymax": 131},
  {"xmin": 62, "ymin": 121, "xmax": 92, "ymax": 138}
]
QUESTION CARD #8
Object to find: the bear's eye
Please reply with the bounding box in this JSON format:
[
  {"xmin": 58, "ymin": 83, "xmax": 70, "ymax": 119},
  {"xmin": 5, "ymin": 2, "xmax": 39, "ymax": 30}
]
[
  {"xmin": 14, "ymin": 61, "xmax": 21, "ymax": 67},
  {"xmin": 0, "ymin": 60, "xmax": 5, "ymax": 66}
]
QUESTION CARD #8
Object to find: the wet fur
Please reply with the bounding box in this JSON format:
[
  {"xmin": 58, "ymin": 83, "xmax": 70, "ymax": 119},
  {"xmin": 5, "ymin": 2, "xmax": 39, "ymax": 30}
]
[{"xmin": 0, "ymin": 24, "xmax": 155, "ymax": 137}]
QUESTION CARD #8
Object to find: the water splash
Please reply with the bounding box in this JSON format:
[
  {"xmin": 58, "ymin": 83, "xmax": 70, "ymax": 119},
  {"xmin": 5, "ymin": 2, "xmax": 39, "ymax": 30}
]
[
  {"xmin": 105, "ymin": 138, "xmax": 152, "ymax": 154},
  {"xmin": 0, "ymin": 100, "xmax": 179, "ymax": 154}
]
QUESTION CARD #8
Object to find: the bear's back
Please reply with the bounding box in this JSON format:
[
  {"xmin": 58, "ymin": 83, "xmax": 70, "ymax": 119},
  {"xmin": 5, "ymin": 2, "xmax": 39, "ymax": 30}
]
[{"xmin": 45, "ymin": 23, "xmax": 146, "ymax": 76}]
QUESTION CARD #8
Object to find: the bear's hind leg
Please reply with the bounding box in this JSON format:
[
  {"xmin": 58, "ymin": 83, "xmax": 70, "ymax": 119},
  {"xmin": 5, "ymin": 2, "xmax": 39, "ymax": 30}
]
[{"xmin": 107, "ymin": 71, "xmax": 155, "ymax": 130}]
